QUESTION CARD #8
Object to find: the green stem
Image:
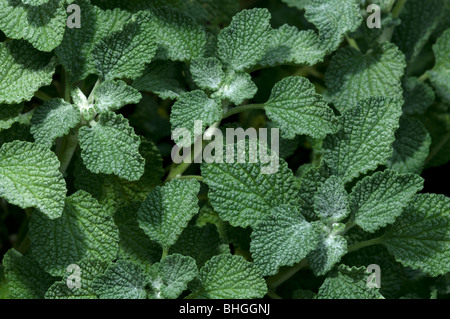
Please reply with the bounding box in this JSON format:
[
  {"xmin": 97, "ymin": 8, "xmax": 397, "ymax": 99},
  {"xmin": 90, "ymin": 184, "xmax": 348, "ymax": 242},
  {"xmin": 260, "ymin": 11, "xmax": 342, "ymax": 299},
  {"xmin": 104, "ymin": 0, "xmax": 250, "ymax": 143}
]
[
  {"xmin": 346, "ymin": 35, "xmax": 360, "ymax": 51},
  {"xmin": 34, "ymin": 90, "xmax": 52, "ymax": 101},
  {"xmin": 57, "ymin": 127, "xmax": 79, "ymax": 174},
  {"xmin": 418, "ymin": 72, "xmax": 430, "ymax": 82},
  {"xmin": 176, "ymin": 175, "xmax": 204, "ymax": 182},
  {"xmin": 425, "ymin": 131, "xmax": 450, "ymax": 166},
  {"xmin": 265, "ymin": 259, "xmax": 308, "ymax": 289},
  {"xmin": 392, "ymin": 0, "xmax": 407, "ymax": 18},
  {"xmin": 222, "ymin": 103, "xmax": 265, "ymax": 119},
  {"xmin": 63, "ymin": 68, "xmax": 71, "ymax": 103},
  {"xmin": 267, "ymin": 290, "xmax": 282, "ymax": 299},
  {"xmin": 347, "ymin": 236, "xmax": 384, "ymax": 253},
  {"xmin": 161, "ymin": 247, "xmax": 169, "ymax": 260}
]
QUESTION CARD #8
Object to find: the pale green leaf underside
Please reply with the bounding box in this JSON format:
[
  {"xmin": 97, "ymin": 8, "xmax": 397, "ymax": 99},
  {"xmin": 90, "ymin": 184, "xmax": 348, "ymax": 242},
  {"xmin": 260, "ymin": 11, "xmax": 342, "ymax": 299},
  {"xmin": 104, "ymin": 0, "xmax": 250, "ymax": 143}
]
[
  {"xmin": 92, "ymin": 11, "xmax": 157, "ymax": 80},
  {"xmin": 213, "ymin": 72, "xmax": 257, "ymax": 106},
  {"xmin": 148, "ymin": 254, "xmax": 198, "ymax": 299},
  {"xmin": 250, "ymin": 205, "xmax": 320, "ymax": 276},
  {"xmin": 314, "ymin": 175, "xmax": 349, "ymax": 222},
  {"xmin": 3, "ymin": 249, "xmax": 55, "ymax": 299},
  {"xmin": 265, "ymin": 76, "xmax": 338, "ymax": 139},
  {"xmin": 170, "ymin": 90, "xmax": 222, "ymax": 147},
  {"xmin": 29, "ymin": 191, "xmax": 119, "ymax": 276},
  {"xmin": 0, "ymin": 141, "xmax": 66, "ymax": 219},
  {"xmin": 93, "ymin": 259, "xmax": 148, "ymax": 299},
  {"xmin": 78, "ymin": 111, "xmax": 145, "ymax": 181},
  {"xmin": 188, "ymin": 254, "xmax": 267, "ymax": 299},
  {"xmin": 30, "ymin": 98, "xmax": 81, "ymax": 147},
  {"xmin": 218, "ymin": 8, "xmax": 271, "ymax": 71},
  {"xmin": 0, "ymin": 40, "xmax": 57, "ymax": 104},
  {"xmin": 428, "ymin": 29, "xmax": 450, "ymax": 104},
  {"xmin": 318, "ymin": 265, "xmax": 384, "ymax": 299},
  {"xmin": 94, "ymin": 80, "xmax": 142, "ymax": 114},
  {"xmin": 45, "ymin": 259, "xmax": 108, "ymax": 299},
  {"xmin": 323, "ymin": 97, "xmax": 402, "ymax": 183},
  {"xmin": 383, "ymin": 193, "xmax": 450, "ymax": 277},
  {"xmin": 201, "ymin": 157, "xmax": 299, "ymax": 228},
  {"xmin": 325, "ymin": 43, "xmax": 406, "ymax": 112},
  {"xmin": 351, "ymin": 169, "xmax": 424, "ymax": 233},
  {"xmin": 0, "ymin": 0, "xmax": 66, "ymax": 52},
  {"xmin": 137, "ymin": 179, "xmax": 201, "ymax": 250},
  {"xmin": 387, "ymin": 116, "xmax": 431, "ymax": 174}
]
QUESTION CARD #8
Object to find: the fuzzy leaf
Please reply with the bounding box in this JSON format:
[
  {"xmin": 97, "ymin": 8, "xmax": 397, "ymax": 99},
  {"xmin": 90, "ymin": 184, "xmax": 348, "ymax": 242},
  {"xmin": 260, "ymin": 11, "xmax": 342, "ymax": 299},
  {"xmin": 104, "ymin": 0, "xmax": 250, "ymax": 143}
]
[
  {"xmin": 137, "ymin": 179, "xmax": 200, "ymax": 251},
  {"xmin": 213, "ymin": 72, "xmax": 257, "ymax": 105},
  {"xmin": 383, "ymin": 193, "xmax": 450, "ymax": 277},
  {"xmin": 92, "ymin": 11, "xmax": 157, "ymax": 80},
  {"xmin": 250, "ymin": 205, "xmax": 320, "ymax": 276},
  {"xmin": 190, "ymin": 57, "xmax": 224, "ymax": 91},
  {"xmin": 218, "ymin": 8, "xmax": 271, "ymax": 71},
  {"xmin": 325, "ymin": 43, "xmax": 406, "ymax": 112},
  {"xmin": 94, "ymin": 80, "xmax": 142, "ymax": 114},
  {"xmin": 351, "ymin": 170, "xmax": 424, "ymax": 233},
  {"xmin": 188, "ymin": 254, "xmax": 267, "ymax": 299},
  {"xmin": 93, "ymin": 260, "xmax": 148, "ymax": 299},
  {"xmin": 265, "ymin": 76, "xmax": 338, "ymax": 139},
  {"xmin": 314, "ymin": 175, "xmax": 349, "ymax": 222},
  {"xmin": 148, "ymin": 254, "xmax": 198, "ymax": 299},
  {"xmin": 428, "ymin": 29, "xmax": 450, "ymax": 104},
  {"xmin": 0, "ymin": 141, "xmax": 66, "ymax": 219},
  {"xmin": 30, "ymin": 99, "xmax": 81, "ymax": 147},
  {"xmin": 322, "ymin": 97, "xmax": 402, "ymax": 183},
  {"xmin": 0, "ymin": 0, "xmax": 66, "ymax": 52},
  {"xmin": 29, "ymin": 191, "xmax": 119, "ymax": 276},
  {"xmin": 78, "ymin": 111, "xmax": 144, "ymax": 181},
  {"xmin": 0, "ymin": 40, "xmax": 57, "ymax": 104},
  {"xmin": 402, "ymin": 77, "xmax": 435, "ymax": 116},
  {"xmin": 3, "ymin": 249, "xmax": 55, "ymax": 299}
]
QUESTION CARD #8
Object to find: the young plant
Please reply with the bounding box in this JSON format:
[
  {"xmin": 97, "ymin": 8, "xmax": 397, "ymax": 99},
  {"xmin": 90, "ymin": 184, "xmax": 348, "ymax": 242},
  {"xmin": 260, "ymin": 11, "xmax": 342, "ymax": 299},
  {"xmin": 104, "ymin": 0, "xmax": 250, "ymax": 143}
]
[{"xmin": 0, "ymin": 0, "xmax": 449, "ymax": 299}]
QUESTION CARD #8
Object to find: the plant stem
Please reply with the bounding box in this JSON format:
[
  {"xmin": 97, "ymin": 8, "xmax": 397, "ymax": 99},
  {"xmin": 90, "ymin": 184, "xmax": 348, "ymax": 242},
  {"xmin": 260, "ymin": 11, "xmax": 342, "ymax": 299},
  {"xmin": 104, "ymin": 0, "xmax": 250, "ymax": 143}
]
[
  {"xmin": 161, "ymin": 247, "xmax": 169, "ymax": 260},
  {"xmin": 222, "ymin": 103, "xmax": 265, "ymax": 119},
  {"xmin": 392, "ymin": 0, "xmax": 407, "ymax": 18},
  {"xmin": 346, "ymin": 35, "xmax": 360, "ymax": 51},
  {"xmin": 63, "ymin": 68, "xmax": 71, "ymax": 103},
  {"xmin": 347, "ymin": 236, "xmax": 384, "ymax": 253},
  {"xmin": 267, "ymin": 290, "xmax": 282, "ymax": 299},
  {"xmin": 34, "ymin": 90, "xmax": 52, "ymax": 101},
  {"xmin": 425, "ymin": 131, "xmax": 450, "ymax": 166},
  {"xmin": 57, "ymin": 127, "xmax": 79, "ymax": 174},
  {"xmin": 176, "ymin": 175, "xmax": 204, "ymax": 182},
  {"xmin": 418, "ymin": 72, "xmax": 430, "ymax": 82},
  {"xmin": 265, "ymin": 259, "xmax": 308, "ymax": 289}
]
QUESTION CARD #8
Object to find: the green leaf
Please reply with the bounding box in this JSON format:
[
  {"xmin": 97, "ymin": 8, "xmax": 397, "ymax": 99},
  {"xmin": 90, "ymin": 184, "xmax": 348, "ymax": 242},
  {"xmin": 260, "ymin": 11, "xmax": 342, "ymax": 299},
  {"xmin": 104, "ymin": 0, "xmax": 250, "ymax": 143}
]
[
  {"xmin": 170, "ymin": 90, "xmax": 222, "ymax": 147},
  {"xmin": 190, "ymin": 57, "xmax": 224, "ymax": 91},
  {"xmin": 114, "ymin": 204, "xmax": 162, "ymax": 266},
  {"xmin": 21, "ymin": 0, "xmax": 50, "ymax": 5},
  {"xmin": 402, "ymin": 77, "xmax": 435, "ymax": 116},
  {"xmin": 74, "ymin": 140, "xmax": 163, "ymax": 215},
  {"xmin": 218, "ymin": 8, "xmax": 271, "ymax": 71},
  {"xmin": 250, "ymin": 205, "xmax": 320, "ymax": 276},
  {"xmin": 317, "ymin": 264, "xmax": 384, "ymax": 299},
  {"xmin": 0, "ymin": 265, "xmax": 9, "ymax": 299},
  {"xmin": 351, "ymin": 170, "xmax": 424, "ymax": 233},
  {"xmin": 383, "ymin": 193, "xmax": 450, "ymax": 277},
  {"xmin": 93, "ymin": 259, "xmax": 148, "ymax": 299},
  {"xmin": 323, "ymin": 97, "xmax": 402, "ymax": 183},
  {"xmin": 304, "ymin": 0, "xmax": 362, "ymax": 52},
  {"xmin": 148, "ymin": 254, "xmax": 198, "ymax": 299},
  {"xmin": 137, "ymin": 179, "xmax": 201, "ymax": 251},
  {"xmin": 93, "ymin": 80, "xmax": 142, "ymax": 114},
  {"xmin": 325, "ymin": 43, "xmax": 406, "ymax": 112},
  {"xmin": 264, "ymin": 76, "xmax": 338, "ymax": 139},
  {"xmin": 0, "ymin": 0, "xmax": 66, "ymax": 52},
  {"xmin": 29, "ymin": 190, "xmax": 119, "ymax": 276},
  {"xmin": 92, "ymin": 11, "xmax": 157, "ymax": 80},
  {"xmin": 0, "ymin": 141, "xmax": 66, "ymax": 219},
  {"xmin": 56, "ymin": 1, "xmax": 132, "ymax": 83},
  {"xmin": 392, "ymin": 0, "xmax": 445, "ymax": 63},
  {"xmin": 133, "ymin": 61, "xmax": 187, "ymax": 99},
  {"xmin": 0, "ymin": 40, "xmax": 57, "ymax": 104},
  {"xmin": 314, "ymin": 175, "xmax": 349, "ymax": 222},
  {"xmin": 78, "ymin": 111, "xmax": 145, "ymax": 181},
  {"xmin": 307, "ymin": 226, "xmax": 348, "ymax": 276},
  {"xmin": 201, "ymin": 153, "xmax": 299, "ymax": 228},
  {"xmin": 281, "ymin": 0, "xmax": 310, "ymax": 10},
  {"xmin": 258, "ymin": 25, "xmax": 324, "ymax": 67},
  {"xmin": 212, "ymin": 72, "xmax": 257, "ymax": 105},
  {"xmin": 30, "ymin": 98, "xmax": 81, "ymax": 147},
  {"xmin": 3, "ymin": 249, "xmax": 56, "ymax": 299},
  {"xmin": 45, "ymin": 259, "xmax": 108, "ymax": 299},
  {"xmin": 428, "ymin": 28, "xmax": 450, "ymax": 104},
  {"xmin": 387, "ymin": 116, "xmax": 432, "ymax": 174},
  {"xmin": 151, "ymin": 7, "xmax": 208, "ymax": 61},
  {"xmin": 188, "ymin": 254, "xmax": 267, "ymax": 299},
  {"xmin": 170, "ymin": 223, "xmax": 228, "ymax": 267}
]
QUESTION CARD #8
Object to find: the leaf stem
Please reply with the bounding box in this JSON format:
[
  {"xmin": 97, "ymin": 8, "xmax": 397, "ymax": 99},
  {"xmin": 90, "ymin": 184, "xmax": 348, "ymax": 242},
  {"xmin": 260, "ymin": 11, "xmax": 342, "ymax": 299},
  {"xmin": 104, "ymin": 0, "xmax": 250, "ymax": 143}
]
[
  {"xmin": 265, "ymin": 259, "xmax": 308, "ymax": 289},
  {"xmin": 346, "ymin": 35, "xmax": 360, "ymax": 51},
  {"xmin": 57, "ymin": 127, "xmax": 79, "ymax": 174},
  {"xmin": 347, "ymin": 236, "xmax": 385, "ymax": 253},
  {"xmin": 222, "ymin": 103, "xmax": 265, "ymax": 119},
  {"xmin": 267, "ymin": 290, "xmax": 282, "ymax": 299},
  {"xmin": 176, "ymin": 175, "xmax": 204, "ymax": 182},
  {"xmin": 63, "ymin": 68, "xmax": 71, "ymax": 103},
  {"xmin": 425, "ymin": 131, "xmax": 450, "ymax": 166},
  {"xmin": 392, "ymin": 0, "xmax": 407, "ymax": 18},
  {"xmin": 34, "ymin": 90, "xmax": 52, "ymax": 102},
  {"xmin": 418, "ymin": 72, "xmax": 430, "ymax": 82}
]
